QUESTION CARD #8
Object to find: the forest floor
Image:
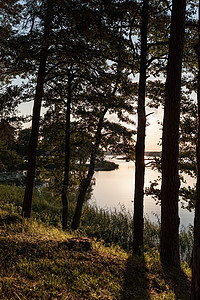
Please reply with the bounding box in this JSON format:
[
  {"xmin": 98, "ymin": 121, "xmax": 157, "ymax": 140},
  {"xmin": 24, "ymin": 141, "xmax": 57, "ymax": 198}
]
[{"xmin": 0, "ymin": 208, "xmax": 191, "ymax": 299}]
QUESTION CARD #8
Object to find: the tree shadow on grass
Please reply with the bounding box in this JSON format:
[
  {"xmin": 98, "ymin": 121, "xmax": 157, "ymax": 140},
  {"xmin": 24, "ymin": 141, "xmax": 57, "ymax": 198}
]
[
  {"xmin": 120, "ymin": 254, "xmax": 150, "ymax": 300},
  {"xmin": 120, "ymin": 250, "xmax": 191, "ymax": 300},
  {"xmin": 161, "ymin": 263, "xmax": 191, "ymax": 300}
]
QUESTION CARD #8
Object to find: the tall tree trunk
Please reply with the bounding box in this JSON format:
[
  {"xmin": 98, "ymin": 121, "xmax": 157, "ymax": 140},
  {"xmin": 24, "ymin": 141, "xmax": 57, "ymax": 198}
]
[
  {"xmin": 71, "ymin": 109, "xmax": 107, "ymax": 230},
  {"xmin": 191, "ymin": 1, "xmax": 200, "ymax": 297},
  {"xmin": 160, "ymin": 0, "xmax": 186, "ymax": 267},
  {"xmin": 62, "ymin": 69, "xmax": 72, "ymax": 230},
  {"xmin": 133, "ymin": 0, "xmax": 148, "ymax": 253},
  {"xmin": 22, "ymin": 0, "xmax": 52, "ymax": 218}
]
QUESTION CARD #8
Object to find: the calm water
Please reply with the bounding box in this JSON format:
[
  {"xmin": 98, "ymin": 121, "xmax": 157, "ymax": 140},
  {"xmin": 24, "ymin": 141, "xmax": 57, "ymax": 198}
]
[{"xmin": 91, "ymin": 156, "xmax": 195, "ymax": 228}]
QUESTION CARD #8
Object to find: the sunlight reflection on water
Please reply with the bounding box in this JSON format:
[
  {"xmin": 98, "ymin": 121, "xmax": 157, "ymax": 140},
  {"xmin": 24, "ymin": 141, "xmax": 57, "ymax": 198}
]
[{"xmin": 91, "ymin": 156, "xmax": 195, "ymax": 228}]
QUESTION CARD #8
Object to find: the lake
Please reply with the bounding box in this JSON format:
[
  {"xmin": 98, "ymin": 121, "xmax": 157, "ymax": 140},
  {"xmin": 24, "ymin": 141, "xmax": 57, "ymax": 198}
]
[{"xmin": 91, "ymin": 156, "xmax": 195, "ymax": 228}]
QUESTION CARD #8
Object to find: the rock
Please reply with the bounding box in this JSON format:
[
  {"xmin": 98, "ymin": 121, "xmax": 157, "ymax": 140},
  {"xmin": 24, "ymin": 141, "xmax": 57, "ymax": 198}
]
[{"xmin": 62, "ymin": 237, "xmax": 92, "ymax": 251}]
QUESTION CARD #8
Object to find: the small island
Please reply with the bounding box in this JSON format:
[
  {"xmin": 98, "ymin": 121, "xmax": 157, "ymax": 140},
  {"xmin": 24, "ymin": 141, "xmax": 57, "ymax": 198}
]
[{"xmin": 94, "ymin": 160, "xmax": 119, "ymax": 171}]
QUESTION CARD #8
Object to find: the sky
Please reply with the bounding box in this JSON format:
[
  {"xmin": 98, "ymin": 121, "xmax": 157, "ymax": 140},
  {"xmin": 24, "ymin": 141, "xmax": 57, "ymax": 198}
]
[
  {"xmin": 14, "ymin": 65, "xmax": 163, "ymax": 153},
  {"xmin": 17, "ymin": 99, "xmax": 163, "ymax": 152},
  {"xmin": 145, "ymin": 106, "xmax": 163, "ymax": 151},
  {"xmin": 15, "ymin": 70, "xmax": 163, "ymax": 152}
]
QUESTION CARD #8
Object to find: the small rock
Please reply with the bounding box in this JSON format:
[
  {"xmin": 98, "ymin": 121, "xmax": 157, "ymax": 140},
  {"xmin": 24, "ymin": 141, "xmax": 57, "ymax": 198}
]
[{"xmin": 62, "ymin": 237, "xmax": 92, "ymax": 251}]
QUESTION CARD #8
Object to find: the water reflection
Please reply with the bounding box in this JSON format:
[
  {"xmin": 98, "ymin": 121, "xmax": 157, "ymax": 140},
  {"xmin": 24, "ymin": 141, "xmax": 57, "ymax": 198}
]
[{"xmin": 91, "ymin": 156, "xmax": 194, "ymax": 228}]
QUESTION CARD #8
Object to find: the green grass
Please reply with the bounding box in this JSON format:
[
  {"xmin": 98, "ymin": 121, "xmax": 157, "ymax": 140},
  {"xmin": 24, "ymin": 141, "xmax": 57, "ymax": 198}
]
[
  {"xmin": 0, "ymin": 210, "xmax": 191, "ymax": 299},
  {"xmin": 0, "ymin": 184, "xmax": 193, "ymax": 299},
  {"xmin": 0, "ymin": 184, "xmax": 194, "ymax": 263}
]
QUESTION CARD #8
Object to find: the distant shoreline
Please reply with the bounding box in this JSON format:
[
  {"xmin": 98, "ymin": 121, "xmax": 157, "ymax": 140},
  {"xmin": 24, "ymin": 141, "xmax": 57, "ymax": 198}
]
[{"xmin": 104, "ymin": 151, "xmax": 161, "ymax": 158}]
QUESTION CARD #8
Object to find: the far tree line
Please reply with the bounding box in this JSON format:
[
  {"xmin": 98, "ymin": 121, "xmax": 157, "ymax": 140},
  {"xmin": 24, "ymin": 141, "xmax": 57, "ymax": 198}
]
[{"xmin": 1, "ymin": 0, "xmax": 200, "ymax": 298}]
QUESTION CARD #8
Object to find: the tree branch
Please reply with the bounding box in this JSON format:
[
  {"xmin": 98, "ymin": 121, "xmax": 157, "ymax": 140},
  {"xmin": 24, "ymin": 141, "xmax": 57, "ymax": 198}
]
[{"xmin": 147, "ymin": 41, "xmax": 169, "ymax": 50}]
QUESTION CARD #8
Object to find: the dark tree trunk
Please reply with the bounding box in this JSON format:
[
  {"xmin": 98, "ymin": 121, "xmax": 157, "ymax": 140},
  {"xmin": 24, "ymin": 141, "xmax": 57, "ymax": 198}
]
[
  {"xmin": 71, "ymin": 109, "xmax": 106, "ymax": 230},
  {"xmin": 191, "ymin": 1, "xmax": 200, "ymax": 297},
  {"xmin": 160, "ymin": 0, "xmax": 186, "ymax": 267},
  {"xmin": 62, "ymin": 69, "xmax": 72, "ymax": 230},
  {"xmin": 133, "ymin": 0, "xmax": 148, "ymax": 253},
  {"xmin": 22, "ymin": 0, "xmax": 52, "ymax": 218}
]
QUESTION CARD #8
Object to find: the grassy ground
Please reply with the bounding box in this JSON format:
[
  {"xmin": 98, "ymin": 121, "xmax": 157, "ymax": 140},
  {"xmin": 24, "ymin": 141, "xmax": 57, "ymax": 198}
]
[
  {"xmin": 0, "ymin": 209, "xmax": 191, "ymax": 299},
  {"xmin": 0, "ymin": 184, "xmax": 192, "ymax": 299},
  {"xmin": 0, "ymin": 184, "xmax": 193, "ymax": 263}
]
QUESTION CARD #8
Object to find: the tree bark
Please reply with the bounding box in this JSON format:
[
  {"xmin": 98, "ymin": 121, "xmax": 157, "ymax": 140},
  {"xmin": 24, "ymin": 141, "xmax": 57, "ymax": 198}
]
[
  {"xmin": 62, "ymin": 69, "xmax": 72, "ymax": 230},
  {"xmin": 22, "ymin": 0, "xmax": 52, "ymax": 218},
  {"xmin": 133, "ymin": 0, "xmax": 148, "ymax": 253},
  {"xmin": 71, "ymin": 109, "xmax": 107, "ymax": 230},
  {"xmin": 160, "ymin": 0, "xmax": 186, "ymax": 267},
  {"xmin": 191, "ymin": 1, "xmax": 200, "ymax": 297}
]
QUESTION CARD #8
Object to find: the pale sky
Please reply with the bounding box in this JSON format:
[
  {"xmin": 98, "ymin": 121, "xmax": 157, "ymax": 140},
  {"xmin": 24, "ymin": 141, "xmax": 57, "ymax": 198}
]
[
  {"xmin": 17, "ymin": 100, "xmax": 163, "ymax": 152},
  {"xmin": 145, "ymin": 106, "xmax": 163, "ymax": 151},
  {"xmin": 15, "ymin": 72, "xmax": 163, "ymax": 152}
]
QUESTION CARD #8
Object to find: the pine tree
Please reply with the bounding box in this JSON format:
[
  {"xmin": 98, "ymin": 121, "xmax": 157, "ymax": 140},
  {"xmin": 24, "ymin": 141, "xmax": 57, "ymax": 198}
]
[
  {"xmin": 22, "ymin": 0, "xmax": 53, "ymax": 217},
  {"xmin": 191, "ymin": 0, "xmax": 200, "ymax": 297},
  {"xmin": 133, "ymin": 0, "xmax": 148, "ymax": 253},
  {"xmin": 160, "ymin": 0, "xmax": 186, "ymax": 267}
]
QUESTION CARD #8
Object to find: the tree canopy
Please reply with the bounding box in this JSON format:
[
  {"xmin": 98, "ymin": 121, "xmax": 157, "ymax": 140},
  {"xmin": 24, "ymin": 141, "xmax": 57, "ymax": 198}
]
[{"xmin": 2, "ymin": 0, "xmax": 200, "ymax": 296}]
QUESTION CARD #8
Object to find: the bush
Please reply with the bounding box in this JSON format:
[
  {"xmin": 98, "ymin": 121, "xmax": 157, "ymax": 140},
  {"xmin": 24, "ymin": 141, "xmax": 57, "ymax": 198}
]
[{"xmin": 0, "ymin": 184, "xmax": 194, "ymax": 262}]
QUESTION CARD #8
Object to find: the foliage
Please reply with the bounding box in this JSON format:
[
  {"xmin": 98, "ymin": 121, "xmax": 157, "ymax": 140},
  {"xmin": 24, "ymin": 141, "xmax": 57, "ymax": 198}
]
[
  {"xmin": 0, "ymin": 85, "xmax": 24, "ymax": 120},
  {"xmin": 0, "ymin": 140, "xmax": 23, "ymax": 172},
  {"xmin": 0, "ymin": 184, "xmax": 194, "ymax": 265},
  {"xmin": 36, "ymin": 55, "xmax": 136, "ymax": 200},
  {"xmin": 0, "ymin": 0, "xmax": 199, "ymax": 290},
  {"xmin": 145, "ymin": 91, "xmax": 197, "ymax": 211},
  {"xmin": 0, "ymin": 187, "xmax": 192, "ymax": 299},
  {"xmin": 179, "ymin": 225, "xmax": 194, "ymax": 264},
  {"xmin": 0, "ymin": 119, "xmax": 16, "ymax": 145}
]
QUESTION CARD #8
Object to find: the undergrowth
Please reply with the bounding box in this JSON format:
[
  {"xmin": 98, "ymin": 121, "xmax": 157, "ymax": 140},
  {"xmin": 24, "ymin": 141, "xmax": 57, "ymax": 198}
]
[
  {"xmin": 0, "ymin": 184, "xmax": 193, "ymax": 299},
  {"xmin": 0, "ymin": 209, "xmax": 191, "ymax": 299},
  {"xmin": 0, "ymin": 184, "xmax": 193, "ymax": 264}
]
